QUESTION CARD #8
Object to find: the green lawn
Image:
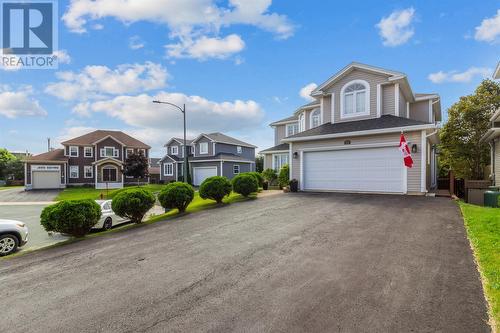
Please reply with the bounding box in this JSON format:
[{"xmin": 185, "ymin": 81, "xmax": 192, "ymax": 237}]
[
  {"xmin": 459, "ymin": 202, "xmax": 500, "ymax": 332},
  {"xmin": 0, "ymin": 185, "xmax": 23, "ymax": 190},
  {"xmin": 55, "ymin": 184, "xmax": 165, "ymax": 201},
  {"xmin": 147, "ymin": 191, "xmax": 255, "ymax": 223}
]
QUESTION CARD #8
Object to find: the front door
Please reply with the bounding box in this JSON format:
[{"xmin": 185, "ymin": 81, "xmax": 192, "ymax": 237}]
[{"xmin": 103, "ymin": 167, "xmax": 117, "ymax": 182}]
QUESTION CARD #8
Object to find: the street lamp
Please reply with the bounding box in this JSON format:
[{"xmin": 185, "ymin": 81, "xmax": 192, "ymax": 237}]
[{"xmin": 152, "ymin": 100, "xmax": 188, "ymax": 183}]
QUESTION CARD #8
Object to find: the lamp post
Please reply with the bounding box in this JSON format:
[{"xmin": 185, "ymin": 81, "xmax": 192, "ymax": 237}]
[{"xmin": 152, "ymin": 100, "xmax": 188, "ymax": 183}]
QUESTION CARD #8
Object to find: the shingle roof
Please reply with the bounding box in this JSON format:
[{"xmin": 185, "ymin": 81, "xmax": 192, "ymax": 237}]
[
  {"xmin": 198, "ymin": 133, "xmax": 257, "ymax": 148},
  {"xmin": 270, "ymin": 115, "xmax": 298, "ymax": 126},
  {"xmin": 286, "ymin": 115, "xmax": 430, "ymax": 139},
  {"xmin": 190, "ymin": 152, "xmax": 254, "ymax": 162},
  {"xmin": 259, "ymin": 143, "xmax": 289, "ymax": 153},
  {"xmin": 61, "ymin": 130, "xmax": 151, "ymax": 149},
  {"xmin": 25, "ymin": 149, "xmax": 68, "ymax": 162},
  {"xmin": 172, "ymin": 137, "xmax": 194, "ymax": 145}
]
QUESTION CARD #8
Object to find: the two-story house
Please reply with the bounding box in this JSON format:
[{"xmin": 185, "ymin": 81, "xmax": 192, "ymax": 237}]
[
  {"xmin": 260, "ymin": 62, "xmax": 441, "ymax": 195},
  {"xmin": 24, "ymin": 130, "xmax": 151, "ymax": 190},
  {"xmin": 160, "ymin": 133, "xmax": 256, "ymax": 186}
]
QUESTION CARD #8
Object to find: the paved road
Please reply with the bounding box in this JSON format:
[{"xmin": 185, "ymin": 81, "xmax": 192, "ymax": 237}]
[
  {"xmin": 0, "ymin": 193, "xmax": 490, "ymax": 332},
  {"xmin": 0, "ymin": 187, "xmax": 59, "ymax": 202}
]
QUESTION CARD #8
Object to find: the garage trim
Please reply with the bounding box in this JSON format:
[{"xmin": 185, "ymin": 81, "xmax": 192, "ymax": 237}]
[
  {"xmin": 192, "ymin": 166, "xmax": 218, "ymax": 186},
  {"xmin": 299, "ymin": 142, "xmax": 407, "ymax": 194}
]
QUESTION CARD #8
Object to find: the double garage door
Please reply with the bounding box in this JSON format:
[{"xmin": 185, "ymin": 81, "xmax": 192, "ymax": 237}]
[
  {"xmin": 303, "ymin": 146, "xmax": 405, "ymax": 193},
  {"xmin": 193, "ymin": 167, "xmax": 218, "ymax": 186},
  {"xmin": 32, "ymin": 171, "xmax": 61, "ymax": 189}
]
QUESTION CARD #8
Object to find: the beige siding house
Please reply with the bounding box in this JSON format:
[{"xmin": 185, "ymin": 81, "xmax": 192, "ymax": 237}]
[{"xmin": 260, "ymin": 62, "xmax": 441, "ymax": 195}]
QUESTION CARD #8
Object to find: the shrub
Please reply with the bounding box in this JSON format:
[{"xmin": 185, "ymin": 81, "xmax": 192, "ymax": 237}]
[
  {"xmin": 199, "ymin": 176, "xmax": 232, "ymax": 204},
  {"xmin": 262, "ymin": 168, "xmax": 277, "ymax": 185},
  {"xmin": 232, "ymin": 174, "xmax": 258, "ymax": 197},
  {"xmin": 112, "ymin": 188, "xmax": 155, "ymax": 223},
  {"xmin": 40, "ymin": 199, "xmax": 101, "ymax": 237},
  {"xmin": 278, "ymin": 164, "xmax": 290, "ymax": 188},
  {"xmin": 158, "ymin": 182, "xmax": 195, "ymax": 213},
  {"xmin": 243, "ymin": 172, "xmax": 264, "ymax": 187}
]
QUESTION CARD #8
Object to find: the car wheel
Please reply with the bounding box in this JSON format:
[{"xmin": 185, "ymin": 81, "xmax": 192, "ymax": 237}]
[
  {"xmin": 0, "ymin": 234, "xmax": 19, "ymax": 256},
  {"xmin": 102, "ymin": 218, "xmax": 113, "ymax": 231}
]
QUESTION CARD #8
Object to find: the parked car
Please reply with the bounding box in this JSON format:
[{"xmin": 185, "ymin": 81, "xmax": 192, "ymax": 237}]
[
  {"xmin": 93, "ymin": 200, "xmax": 128, "ymax": 230},
  {"xmin": 0, "ymin": 219, "xmax": 29, "ymax": 256}
]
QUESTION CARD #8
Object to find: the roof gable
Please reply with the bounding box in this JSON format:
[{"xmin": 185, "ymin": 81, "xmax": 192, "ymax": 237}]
[{"xmin": 61, "ymin": 130, "xmax": 151, "ymax": 149}]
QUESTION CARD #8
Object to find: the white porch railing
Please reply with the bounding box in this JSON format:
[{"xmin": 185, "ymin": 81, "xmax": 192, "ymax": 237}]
[{"xmin": 96, "ymin": 182, "xmax": 123, "ymax": 190}]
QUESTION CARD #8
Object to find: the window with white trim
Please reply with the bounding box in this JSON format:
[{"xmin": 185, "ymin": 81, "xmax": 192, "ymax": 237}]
[
  {"xmin": 164, "ymin": 163, "xmax": 173, "ymax": 176},
  {"xmin": 310, "ymin": 108, "xmax": 321, "ymax": 128},
  {"xmin": 233, "ymin": 165, "xmax": 240, "ymax": 174},
  {"xmin": 69, "ymin": 165, "xmax": 79, "ymax": 178},
  {"xmin": 84, "ymin": 147, "xmax": 93, "ymax": 158},
  {"xmin": 286, "ymin": 123, "xmax": 299, "ymax": 137},
  {"xmin": 69, "ymin": 146, "xmax": 78, "ymax": 157},
  {"xmin": 298, "ymin": 113, "xmax": 305, "ymax": 132},
  {"xmin": 199, "ymin": 142, "xmax": 209, "ymax": 154},
  {"xmin": 171, "ymin": 146, "xmax": 178, "ymax": 155},
  {"xmin": 84, "ymin": 165, "xmax": 93, "ymax": 178},
  {"xmin": 126, "ymin": 148, "xmax": 134, "ymax": 158},
  {"xmin": 272, "ymin": 154, "xmax": 289, "ymax": 171},
  {"xmin": 236, "ymin": 146, "xmax": 242, "ymax": 154},
  {"xmin": 341, "ymin": 81, "xmax": 369, "ymax": 117},
  {"xmin": 100, "ymin": 147, "xmax": 119, "ymax": 158}
]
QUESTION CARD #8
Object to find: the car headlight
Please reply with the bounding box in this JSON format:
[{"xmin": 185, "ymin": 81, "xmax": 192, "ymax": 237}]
[{"xmin": 16, "ymin": 222, "xmax": 26, "ymax": 228}]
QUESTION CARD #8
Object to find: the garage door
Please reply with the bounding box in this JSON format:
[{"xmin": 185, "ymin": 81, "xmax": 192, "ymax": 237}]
[
  {"xmin": 32, "ymin": 171, "xmax": 61, "ymax": 189},
  {"xmin": 193, "ymin": 167, "xmax": 218, "ymax": 186},
  {"xmin": 303, "ymin": 146, "xmax": 405, "ymax": 193}
]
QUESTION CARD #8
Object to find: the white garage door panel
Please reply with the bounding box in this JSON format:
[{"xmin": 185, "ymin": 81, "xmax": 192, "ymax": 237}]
[
  {"xmin": 303, "ymin": 147, "xmax": 404, "ymax": 193},
  {"xmin": 193, "ymin": 167, "xmax": 217, "ymax": 186},
  {"xmin": 32, "ymin": 171, "xmax": 61, "ymax": 189}
]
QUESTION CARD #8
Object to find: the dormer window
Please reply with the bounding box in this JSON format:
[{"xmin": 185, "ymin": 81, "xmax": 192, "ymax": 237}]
[
  {"xmin": 171, "ymin": 146, "xmax": 178, "ymax": 155},
  {"xmin": 199, "ymin": 142, "xmax": 209, "ymax": 154},
  {"xmin": 341, "ymin": 80, "xmax": 370, "ymax": 119},
  {"xmin": 237, "ymin": 146, "xmax": 242, "ymax": 154},
  {"xmin": 286, "ymin": 123, "xmax": 299, "ymax": 136},
  {"xmin": 310, "ymin": 109, "xmax": 321, "ymax": 128},
  {"xmin": 298, "ymin": 113, "xmax": 305, "ymax": 132}
]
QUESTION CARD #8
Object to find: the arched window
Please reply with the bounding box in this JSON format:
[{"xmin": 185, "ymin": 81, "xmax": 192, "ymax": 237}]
[
  {"xmin": 298, "ymin": 112, "xmax": 305, "ymax": 132},
  {"xmin": 310, "ymin": 108, "xmax": 321, "ymax": 128},
  {"xmin": 341, "ymin": 80, "xmax": 370, "ymax": 118}
]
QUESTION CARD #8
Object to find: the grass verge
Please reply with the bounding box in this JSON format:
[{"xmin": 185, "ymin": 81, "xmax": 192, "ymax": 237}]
[
  {"xmin": 459, "ymin": 202, "xmax": 500, "ymax": 332},
  {"xmin": 54, "ymin": 184, "xmax": 165, "ymax": 201}
]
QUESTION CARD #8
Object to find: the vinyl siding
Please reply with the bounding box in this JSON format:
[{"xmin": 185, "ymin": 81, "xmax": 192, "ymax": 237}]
[
  {"xmin": 399, "ymin": 89, "xmax": 407, "ymax": 118},
  {"xmin": 495, "ymin": 139, "xmax": 500, "ymax": 186},
  {"xmin": 321, "ymin": 95, "xmax": 332, "ymax": 124},
  {"xmin": 409, "ymin": 100, "xmax": 431, "ymax": 123},
  {"xmin": 194, "ymin": 137, "xmax": 214, "ymax": 156},
  {"xmin": 324, "ymin": 68, "xmax": 391, "ymax": 123},
  {"xmin": 290, "ymin": 131, "xmax": 424, "ymax": 193},
  {"xmin": 275, "ymin": 125, "xmax": 286, "ymax": 145},
  {"xmin": 222, "ymin": 162, "xmax": 252, "ymax": 180},
  {"xmin": 382, "ymin": 84, "xmax": 395, "ymax": 116},
  {"xmin": 215, "ymin": 143, "xmax": 255, "ymax": 160}
]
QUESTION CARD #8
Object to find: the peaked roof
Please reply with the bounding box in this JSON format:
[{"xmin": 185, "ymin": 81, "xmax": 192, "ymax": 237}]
[
  {"xmin": 282, "ymin": 115, "xmax": 433, "ymax": 141},
  {"xmin": 192, "ymin": 132, "xmax": 257, "ymax": 148},
  {"xmin": 61, "ymin": 130, "xmax": 151, "ymax": 149},
  {"xmin": 270, "ymin": 115, "xmax": 298, "ymax": 126},
  {"xmin": 494, "ymin": 61, "xmax": 500, "ymax": 80},
  {"xmin": 259, "ymin": 143, "xmax": 289, "ymax": 153},
  {"xmin": 25, "ymin": 149, "xmax": 68, "ymax": 162}
]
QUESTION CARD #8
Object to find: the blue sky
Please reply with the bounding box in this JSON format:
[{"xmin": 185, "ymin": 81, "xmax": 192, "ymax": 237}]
[{"xmin": 1, "ymin": 0, "xmax": 499, "ymax": 157}]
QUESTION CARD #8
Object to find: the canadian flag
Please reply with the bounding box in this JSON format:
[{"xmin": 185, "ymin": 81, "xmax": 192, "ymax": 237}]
[{"xmin": 399, "ymin": 133, "xmax": 413, "ymax": 168}]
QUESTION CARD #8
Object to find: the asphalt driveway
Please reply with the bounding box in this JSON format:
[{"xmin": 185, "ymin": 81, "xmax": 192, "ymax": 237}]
[
  {"xmin": 0, "ymin": 187, "xmax": 59, "ymax": 202},
  {"xmin": 0, "ymin": 193, "xmax": 490, "ymax": 332}
]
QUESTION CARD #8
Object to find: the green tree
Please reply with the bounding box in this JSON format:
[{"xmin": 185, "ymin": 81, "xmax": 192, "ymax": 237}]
[
  {"xmin": 124, "ymin": 152, "xmax": 149, "ymax": 184},
  {"xmin": 255, "ymin": 155, "xmax": 264, "ymax": 172},
  {"xmin": 0, "ymin": 149, "xmax": 16, "ymax": 180},
  {"xmin": 278, "ymin": 164, "xmax": 290, "ymax": 188},
  {"xmin": 440, "ymin": 79, "xmax": 500, "ymax": 179}
]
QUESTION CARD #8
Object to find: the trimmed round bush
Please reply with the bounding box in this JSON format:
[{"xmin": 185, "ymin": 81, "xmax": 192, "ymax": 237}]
[
  {"xmin": 112, "ymin": 188, "xmax": 155, "ymax": 223},
  {"xmin": 232, "ymin": 174, "xmax": 258, "ymax": 197},
  {"xmin": 262, "ymin": 168, "xmax": 277, "ymax": 185},
  {"xmin": 158, "ymin": 182, "xmax": 195, "ymax": 213},
  {"xmin": 40, "ymin": 199, "xmax": 101, "ymax": 237},
  {"xmin": 243, "ymin": 172, "xmax": 264, "ymax": 187},
  {"xmin": 278, "ymin": 164, "xmax": 290, "ymax": 188},
  {"xmin": 199, "ymin": 176, "xmax": 232, "ymax": 204}
]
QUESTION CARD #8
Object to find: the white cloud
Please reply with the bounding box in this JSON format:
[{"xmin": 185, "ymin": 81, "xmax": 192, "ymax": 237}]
[
  {"xmin": 45, "ymin": 61, "xmax": 168, "ymax": 101},
  {"xmin": 166, "ymin": 34, "xmax": 245, "ymax": 60},
  {"xmin": 474, "ymin": 9, "xmax": 500, "ymax": 43},
  {"xmin": 376, "ymin": 8, "xmax": 416, "ymax": 47},
  {"xmin": 299, "ymin": 83, "xmax": 318, "ymax": 101},
  {"xmin": 129, "ymin": 35, "xmax": 145, "ymax": 50},
  {"xmin": 62, "ymin": 0, "xmax": 294, "ymax": 60},
  {"xmin": 72, "ymin": 102, "xmax": 92, "ymax": 117},
  {"xmin": 0, "ymin": 86, "xmax": 47, "ymax": 118},
  {"xmin": 56, "ymin": 126, "xmax": 98, "ymax": 146},
  {"xmin": 428, "ymin": 67, "xmax": 492, "ymax": 83},
  {"xmin": 53, "ymin": 50, "xmax": 71, "ymax": 64}
]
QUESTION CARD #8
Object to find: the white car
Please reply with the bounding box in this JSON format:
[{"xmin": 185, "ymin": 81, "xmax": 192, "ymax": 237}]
[
  {"xmin": 93, "ymin": 200, "xmax": 128, "ymax": 230},
  {"xmin": 0, "ymin": 219, "xmax": 29, "ymax": 256}
]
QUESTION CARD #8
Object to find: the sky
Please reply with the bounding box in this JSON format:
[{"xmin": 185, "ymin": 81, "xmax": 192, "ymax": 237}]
[{"xmin": 1, "ymin": 0, "xmax": 499, "ymax": 157}]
